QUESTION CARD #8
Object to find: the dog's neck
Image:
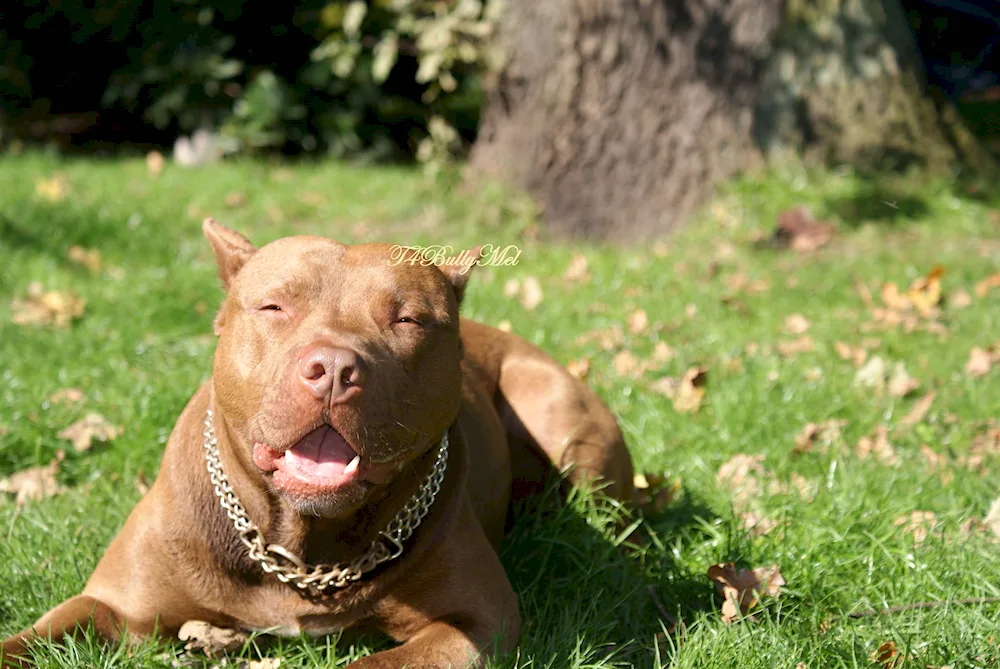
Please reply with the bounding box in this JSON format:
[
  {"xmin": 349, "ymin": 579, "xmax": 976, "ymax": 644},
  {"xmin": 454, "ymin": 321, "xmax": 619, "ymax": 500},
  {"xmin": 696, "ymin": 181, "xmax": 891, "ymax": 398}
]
[{"xmin": 208, "ymin": 399, "xmax": 441, "ymax": 567}]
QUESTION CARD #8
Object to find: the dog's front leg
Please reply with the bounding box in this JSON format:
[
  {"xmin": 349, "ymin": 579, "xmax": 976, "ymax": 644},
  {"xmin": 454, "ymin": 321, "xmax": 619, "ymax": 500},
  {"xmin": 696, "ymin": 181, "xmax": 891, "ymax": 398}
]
[
  {"xmin": 352, "ymin": 503, "xmax": 520, "ymax": 669},
  {"xmin": 0, "ymin": 594, "xmax": 146, "ymax": 668}
]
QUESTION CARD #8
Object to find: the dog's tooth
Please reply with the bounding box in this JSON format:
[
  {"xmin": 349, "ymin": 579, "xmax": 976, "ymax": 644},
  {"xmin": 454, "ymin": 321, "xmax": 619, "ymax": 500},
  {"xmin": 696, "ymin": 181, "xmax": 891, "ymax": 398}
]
[{"xmin": 343, "ymin": 455, "xmax": 361, "ymax": 476}]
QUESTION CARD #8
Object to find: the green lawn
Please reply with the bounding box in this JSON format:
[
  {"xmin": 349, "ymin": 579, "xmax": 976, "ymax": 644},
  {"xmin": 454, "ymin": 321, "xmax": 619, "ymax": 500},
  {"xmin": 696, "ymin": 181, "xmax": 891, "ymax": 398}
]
[{"xmin": 1, "ymin": 152, "xmax": 999, "ymax": 668}]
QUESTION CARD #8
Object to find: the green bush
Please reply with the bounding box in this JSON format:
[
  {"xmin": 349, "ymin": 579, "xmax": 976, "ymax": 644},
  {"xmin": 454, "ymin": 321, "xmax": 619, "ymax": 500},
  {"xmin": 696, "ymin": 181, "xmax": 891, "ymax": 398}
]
[{"xmin": 1, "ymin": 0, "xmax": 505, "ymax": 163}]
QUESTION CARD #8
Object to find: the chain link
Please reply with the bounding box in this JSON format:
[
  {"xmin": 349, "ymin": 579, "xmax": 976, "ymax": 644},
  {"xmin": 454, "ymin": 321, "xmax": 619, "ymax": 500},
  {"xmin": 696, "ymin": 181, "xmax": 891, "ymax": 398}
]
[{"xmin": 202, "ymin": 410, "xmax": 448, "ymax": 595}]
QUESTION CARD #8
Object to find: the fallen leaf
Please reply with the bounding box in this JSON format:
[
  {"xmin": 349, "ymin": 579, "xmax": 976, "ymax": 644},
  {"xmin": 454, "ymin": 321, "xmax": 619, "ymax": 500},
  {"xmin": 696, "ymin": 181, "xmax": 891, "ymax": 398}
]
[
  {"xmin": 854, "ymin": 356, "xmax": 888, "ymax": 390},
  {"xmin": 224, "ymin": 191, "xmax": 248, "ymax": 209},
  {"xmin": 893, "ymin": 510, "xmax": 939, "ymax": 545},
  {"xmin": 949, "ymin": 289, "xmax": 972, "ymax": 309},
  {"xmin": 297, "ymin": 191, "xmax": 327, "ymax": 207},
  {"xmin": 502, "ymin": 278, "xmax": 544, "ymax": 310},
  {"xmin": 773, "ymin": 206, "xmax": 834, "ymax": 252},
  {"xmin": 901, "ymin": 392, "xmax": 936, "ymax": 428},
  {"xmin": 717, "ymin": 453, "xmax": 764, "ymax": 506},
  {"xmin": 67, "ymin": 246, "xmax": 101, "ymax": 273},
  {"xmin": 965, "ymin": 347, "xmax": 993, "ymax": 377},
  {"xmin": 178, "ymin": 621, "xmax": 248, "ymax": 657},
  {"xmin": 869, "ymin": 641, "xmax": 902, "ymax": 669},
  {"xmin": 905, "ymin": 266, "xmax": 944, "ymax": 316},
  {"xmin": 766, "ymin": 473, "xmax": 817, "ymax": 502},
  {"xmin": 46, "ymin": 388, "xmax": 85, "ymax": 405},
  {"xmin": 613, "ymin": 351, "xmax": 641, "ymax": 377},
  {"xmin": 706, "ymin": 562, "xmax": 785, "ymax": 623},
  {"xmin": 962, "ymin": 422, "xmax": 1000, "ymax": 472},
  {"xmin": 793, "ymin": 420, "xmax": 846, "ymax": 454},
  {"xmin": 634, "ymin": 473, "xmax": 681, "ymax": 512},
  {"xmin": 975, "ymin": 273, "xmax": 1000, "ymax": 298},
  {"xmin": 249, "ymin": 660, "xmax": 282, "ymax": 669},
  {"xmin": 854, "ymin": 425, "xmax": 897, "ymax": 465},
  {"xmin": 919, "ymin": 444, "xmax": 947, "ymax": 471},
  {"xmin": 984, "ymin": 497, "xmax": 1000, "ymax": 539},
  {"xmin": 652, "ymin": 341, "xmax": 674, "ymax": 363},
  {"xmin": 627, "ymin": 309, "xmax": 649, "ymax": 335},
  {"xmin": 575, "ymin": 326, "xmax": 624, "ymax": 351},
  {"xmin": 777, "ymin": 336, "xmax": 814, "ymax": 357},
  {"xmin": 566, "ymin": 358, "xmax": 591, "ymax": 379},
  {"xmin": 740, "ymin": 511, "xmax": 778, "ymax": 537},
  {"xmin": 835, "ymin": 341, "xmax": 868, "ymax": 367},
  {"xmin": 36, "ymin": 176, "xmax": 68, "ymax": 201},
  {"xmin": 563, "ymin": 254, "xmax": 591, "ymax": 283},
  {"xmin": 496, "ymin": 320, "xmax": 512, "ymax": 333},
  {"xmin": 650, "ymin": 367, "xmax": 707, "ymax": 413},
  {"xmin": 685, "ymin": 304, "xmax": 698, "ymax": 319},
  {"xmin": 887, "ymin": 363, "xmax": 920, "ymax": 397},
  {"xmin": 10, "ymin": 283, "xmax": 85, "ymax": 328},
  {"xmin": 804, "ymin": 367, "xmax": 823, "ymax": 381},
  {"xmin": 57, "ymin": 413, "xmax": 122, "ymax": 452},
  {"xmin": 145, "ymin": 150, "xmax": 165, "ymax": 177},
  {"xmin": 783, "ymin": 314, "xmax": 811, "ymax": 335},
  {"xmin": 0, "ymin": 451, "xmax": 65, "ymax": 507},
  {"xmin": 135, "ymin": 469, "xmax": 151, "ymax": 496}
]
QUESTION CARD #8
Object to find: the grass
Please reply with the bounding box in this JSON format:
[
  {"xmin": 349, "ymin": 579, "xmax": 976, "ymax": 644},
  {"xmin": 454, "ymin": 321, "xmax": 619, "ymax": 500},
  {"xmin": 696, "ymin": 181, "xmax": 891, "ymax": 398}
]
[{"xmin": 1, "ymin": 151, "xmax": 999, "ymax": 668}]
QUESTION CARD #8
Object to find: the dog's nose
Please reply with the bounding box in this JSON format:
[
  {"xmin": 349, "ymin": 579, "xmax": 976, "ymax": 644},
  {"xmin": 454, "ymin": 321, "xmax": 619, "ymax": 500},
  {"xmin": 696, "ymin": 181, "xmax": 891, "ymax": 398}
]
[{"xmin": 297, "ymin": 345, "xmax": 367, "ymax": 404}]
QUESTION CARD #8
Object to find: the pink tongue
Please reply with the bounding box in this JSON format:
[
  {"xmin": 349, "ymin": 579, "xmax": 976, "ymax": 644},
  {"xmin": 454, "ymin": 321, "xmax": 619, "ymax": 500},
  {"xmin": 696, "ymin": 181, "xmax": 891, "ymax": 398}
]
[{"xmin": 283, "ymin": 426, "xmax": 356, "ymax": 478}]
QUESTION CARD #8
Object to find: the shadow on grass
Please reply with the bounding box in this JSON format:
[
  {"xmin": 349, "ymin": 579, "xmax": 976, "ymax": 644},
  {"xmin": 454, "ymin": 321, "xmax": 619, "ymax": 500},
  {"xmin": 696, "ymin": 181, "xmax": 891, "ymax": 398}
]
[
  {"xmin": 497, "ymin": 486, "xmax": 719, "ymax": 667},
  {"xmin": 823, "ymin": 182, "xmax": 930, "ymax": 228}
]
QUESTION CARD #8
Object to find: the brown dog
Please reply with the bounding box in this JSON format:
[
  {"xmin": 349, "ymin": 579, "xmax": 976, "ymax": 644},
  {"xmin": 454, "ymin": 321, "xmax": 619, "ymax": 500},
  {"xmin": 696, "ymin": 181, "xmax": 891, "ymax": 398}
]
[{"xmin": 1, "ymin": 220, "xmax": 633, "ymax": 668}]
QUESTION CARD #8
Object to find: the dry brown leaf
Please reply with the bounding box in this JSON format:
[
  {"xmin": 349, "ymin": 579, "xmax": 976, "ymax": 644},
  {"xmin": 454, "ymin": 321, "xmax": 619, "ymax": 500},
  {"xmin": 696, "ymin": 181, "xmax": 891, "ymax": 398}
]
[
  {"xmin": 975, "ymin": 273, "xmax": 1000, "ymax": 298},
  {"xmin": 966, "ymin": 347, "xmax": 993, "ymax": 377},
  {"xmin": 767, "ymin": 473, "xmax": 818, "ymax": 502},
  {"xmin": 519, "ymin": 277, "xmax": 544, "ymax": 311},
  {"xmin": 740, "ymin": 511, "xmax": 778, "ymax": 537},
  {"xmin": 906, "ymin": 266, "xmax": 944, "ymax": 316},
  {"xmin": 650, "ymin": 367, "xmax": 707, "ymax": 413},
  {"xmin": 919, "ymin": 444, "xmax": 947, "ymax": 472},
  {"xmin": 684, "ymin": 303, "xmax": 698, "ymax": 319},
  {"xmin": 652, "ymin": 341, "xmax": 674, "ymax": 363},
  {"xmin": 224, "ymin": 191, "xmax": 248, "ymax": 209},
  {"xmin": 893, "ymin": 510, "xmax": 939, "ymax": 545},
  {"xmin": 804, "ymin": 367, "xmax": 823, "ymax": 381},
  {"xmin": 57, "ymin": 413, "xmax": 122, "ymax": 452},
  {"xmin": 613, "ymin": 351, "xmax": 641, "ymax": 378},
  {"xmin": 984, "ymin": 497, "xmax": 1000, "ymax": 539},
  {"xmin": 962, "ymin": 422, "xmax": 1000, "ymax": 472},
  {"xmin": 706, "ymin": 562, "xmax": 785, "ymax": 623},
  {"xmin": 901, "ymin": 392, "xmax": 936, "ymax": 428},
  {"xmin": 68, "ymin": 246, "xmax": 102, "ymax": 273},
  {"xmin": 835, "ymin": 341, "xmax": 868, "ymax": 367},
  {"xmin": 777, "ymin": 336, "xmax": 814, "ymax": 358},
  {"xmin": 949, "ymin": 289, "xmax": 972, "ymax": 309},
  {"xmin": 135, "ymin": 469, "xmax": 151, "ymax": 497},
  {"xmin": 566, "ymin": 358, "xmax": 591, "ymax": 380},
  {"xmin": 36, "ymin": 176, "xmax": 68, "ymax": 201},
  {"xmin": 145, "ymin": 150, "xmax": 165, "ymax": 177},
  {"xmin": 47, "ymin": 388, "xmax": 85, "ymax": 405},
  {"xmin": 869, "ymin": 641, "xmax": 902, "ymax": 669},
  {"xmin": 297, "ymin": 191, "xmax": 327, "ymax": 207},
  {"xmin": 575, "ymin": 326, "xmax": 624, "ymax": 351},
  {"xmin": 563, "ymin": 254, "xmax": 591, "ymax": 283},
  {"xmin": 794, "ymin": 420, "xmax": 847, "ymax": 454},
  {"xmin": 178, "ymin": 621, "xmax": 248, "ymax": 657},
  {"xmin": 887, "ymin": 363, "xmax": 920, "ymax": 397},
  {"xmin": 634, "ymin": 473, "xmax": 681, "ymax": 512},
  {"xmin": 249, "ymin": 660, "xmax": 282, "ymax": 669},
  {"xmin": 773, "ymin": 206, "xmax": 834, "ymax": 252},
  {"xmin": 0, "ymin": 451, "xmax": 65, "ymax": 507},
  {"xmin": 854, "ymin": 425, "xmax": 897, "ymax": 465},
  {"xmin": 628, "ymin": 309, "xmax": 649, "ymax": 335},
  {"xmin": 854, "ymin": 356, "xmax": 887, "ymax": 390},
  {"xmin": 717, "ymin": 453, "xmax": 764, "ymax": 507},
  {"xmin": 11, "ymin": 283, "xmax": 86, "ymax": 328},
  {"xmin": 784, "ymin": 314, "xmax": 811, "ymax": 335}
]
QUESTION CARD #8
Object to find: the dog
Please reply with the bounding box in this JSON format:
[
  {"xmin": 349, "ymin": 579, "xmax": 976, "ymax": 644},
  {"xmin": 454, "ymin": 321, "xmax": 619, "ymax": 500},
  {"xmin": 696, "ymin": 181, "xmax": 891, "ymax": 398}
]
[{"xmin": 1, "ymin": 219, "xmax": 633, "ymax": 667}]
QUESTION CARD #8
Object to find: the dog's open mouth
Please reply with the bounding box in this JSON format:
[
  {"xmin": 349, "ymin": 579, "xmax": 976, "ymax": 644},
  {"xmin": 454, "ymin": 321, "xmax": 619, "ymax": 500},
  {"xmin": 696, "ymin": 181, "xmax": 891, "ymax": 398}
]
[{"xmin": 253, "ymin": 425, "xmax": 362, "ymax": 494}]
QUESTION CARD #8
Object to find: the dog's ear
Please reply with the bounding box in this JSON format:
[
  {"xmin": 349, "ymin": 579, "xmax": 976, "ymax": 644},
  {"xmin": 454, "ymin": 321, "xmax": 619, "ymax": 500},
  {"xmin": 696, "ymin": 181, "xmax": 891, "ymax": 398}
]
[
  {"xmin": 439, "ymin": 246, "xmax": 483, "ymax": 306},
  {"xmin": 203, "ymin": 218, "xmax": 256, "ymax": 290}
]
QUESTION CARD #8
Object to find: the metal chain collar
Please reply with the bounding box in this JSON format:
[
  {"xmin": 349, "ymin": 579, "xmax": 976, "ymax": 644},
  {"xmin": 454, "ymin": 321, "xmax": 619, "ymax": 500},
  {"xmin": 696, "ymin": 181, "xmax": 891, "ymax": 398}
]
[{"xmin": 202, "ymin": 409, "xmax": 448, "ymax": 595}]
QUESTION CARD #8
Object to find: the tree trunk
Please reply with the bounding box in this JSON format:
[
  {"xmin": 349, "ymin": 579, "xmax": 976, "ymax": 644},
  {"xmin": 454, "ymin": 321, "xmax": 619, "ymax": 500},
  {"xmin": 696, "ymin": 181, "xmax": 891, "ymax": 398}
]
[{"xmin": 468, "ymin": 0, "xmax": 996, "ymax": 242}]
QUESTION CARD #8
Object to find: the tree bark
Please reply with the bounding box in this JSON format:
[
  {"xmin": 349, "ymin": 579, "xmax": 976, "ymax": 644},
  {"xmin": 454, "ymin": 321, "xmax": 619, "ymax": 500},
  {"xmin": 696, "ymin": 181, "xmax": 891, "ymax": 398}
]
[{"xmin": 469, "ymin": 0, "xmax": 996, "ymax": 242}]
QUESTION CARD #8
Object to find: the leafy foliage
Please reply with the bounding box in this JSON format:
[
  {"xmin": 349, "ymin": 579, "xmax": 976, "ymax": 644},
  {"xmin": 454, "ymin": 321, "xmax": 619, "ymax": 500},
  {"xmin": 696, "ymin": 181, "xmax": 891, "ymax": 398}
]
[{"xmin": 2, "ymin": 0, "xmax": 505, "ymax": 163}]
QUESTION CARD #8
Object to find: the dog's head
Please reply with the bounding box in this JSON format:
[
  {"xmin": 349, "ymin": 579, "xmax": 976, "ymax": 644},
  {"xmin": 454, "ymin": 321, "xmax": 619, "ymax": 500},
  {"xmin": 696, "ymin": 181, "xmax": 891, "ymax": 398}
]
[{"xmin": 203, "ymin": 219, "xmax": 476, "ymax": 518}]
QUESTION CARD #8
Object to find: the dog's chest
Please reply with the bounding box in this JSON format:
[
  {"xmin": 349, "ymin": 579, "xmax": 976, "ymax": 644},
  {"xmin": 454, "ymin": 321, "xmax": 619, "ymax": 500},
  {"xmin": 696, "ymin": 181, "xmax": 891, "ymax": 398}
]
[{"xmin": 235, "ymin": 587, "xmax": 363, "ymax": 638}]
